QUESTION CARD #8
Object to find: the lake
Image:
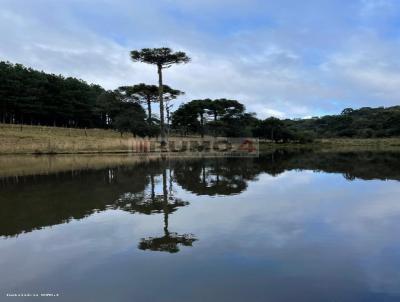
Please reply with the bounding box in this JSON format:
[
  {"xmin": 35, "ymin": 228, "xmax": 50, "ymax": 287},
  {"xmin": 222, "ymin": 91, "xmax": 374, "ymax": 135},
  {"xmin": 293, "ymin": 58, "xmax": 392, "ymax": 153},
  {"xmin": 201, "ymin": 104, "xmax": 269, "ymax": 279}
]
[{"xmin": 1, "ymin": 150, "xmax": 400, "ymax": 301}]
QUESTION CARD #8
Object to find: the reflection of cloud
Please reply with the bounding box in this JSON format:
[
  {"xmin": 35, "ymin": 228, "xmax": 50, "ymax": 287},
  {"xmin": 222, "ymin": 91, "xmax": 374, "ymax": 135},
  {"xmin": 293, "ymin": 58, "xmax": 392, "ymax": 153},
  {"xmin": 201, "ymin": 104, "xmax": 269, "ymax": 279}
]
[
  {"xmin": 324, "ymin": 184, "xmax": 400, "ymax": 294},
  {"xmin": 175, "ymin": 171, "xmax": 400, "ymax": 295},
  {"xmin": 0, "ymin": 210, "xmax": 155, "ymax": 289},
  {"xmin": 1, "ymin": 167, "xmax": 400, "ymax": 299}
]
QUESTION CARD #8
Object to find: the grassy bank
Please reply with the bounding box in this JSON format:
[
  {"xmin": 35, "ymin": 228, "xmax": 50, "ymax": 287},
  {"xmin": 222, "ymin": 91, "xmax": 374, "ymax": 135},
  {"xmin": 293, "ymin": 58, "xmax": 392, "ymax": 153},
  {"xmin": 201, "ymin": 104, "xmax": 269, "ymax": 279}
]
[
  {"xmin": 0, "ymin": 124, "xmax": 244, "ymax": 154},
  {"xmin": 2, "ymin": 123, "xmax": 400, "ymax": 155},
  {"xmin": 0, "ymin": 123, "xmax": 141, "ymax": 154}
]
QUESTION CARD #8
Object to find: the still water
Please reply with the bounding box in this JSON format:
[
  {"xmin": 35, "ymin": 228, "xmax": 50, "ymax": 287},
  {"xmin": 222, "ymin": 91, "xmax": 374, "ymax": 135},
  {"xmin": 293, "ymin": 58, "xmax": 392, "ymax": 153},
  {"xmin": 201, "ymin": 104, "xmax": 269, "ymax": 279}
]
[{"xmin": 1, "ymin": 150, "xmax": 400, "ymax": 301}]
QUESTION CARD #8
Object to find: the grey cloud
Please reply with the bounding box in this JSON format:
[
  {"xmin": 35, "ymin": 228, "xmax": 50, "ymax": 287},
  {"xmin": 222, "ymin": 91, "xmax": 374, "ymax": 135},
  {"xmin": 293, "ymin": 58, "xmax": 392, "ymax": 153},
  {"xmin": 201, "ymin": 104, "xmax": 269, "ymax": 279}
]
[{"xmin": 1, "ymin": 0, "xmax": 400, "ymax": 118}]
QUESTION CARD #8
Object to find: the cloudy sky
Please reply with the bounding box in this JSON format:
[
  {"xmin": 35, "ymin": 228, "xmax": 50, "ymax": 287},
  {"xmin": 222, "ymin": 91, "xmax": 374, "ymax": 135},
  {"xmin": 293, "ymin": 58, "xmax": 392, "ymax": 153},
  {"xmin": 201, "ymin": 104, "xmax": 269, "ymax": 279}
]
[{"xmin": 1, "ymin": 0, "xmax": 400, "ymax": 118}]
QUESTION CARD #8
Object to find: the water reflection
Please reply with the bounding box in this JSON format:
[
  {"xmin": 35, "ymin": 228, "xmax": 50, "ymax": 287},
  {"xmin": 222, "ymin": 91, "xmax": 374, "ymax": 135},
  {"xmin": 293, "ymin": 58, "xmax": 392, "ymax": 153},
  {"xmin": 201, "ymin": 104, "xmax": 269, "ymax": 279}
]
[
  {"xmin": 0, "ymin": 163, "xmax": 149, "ymax": 237},
  {"xmin": 174, "ymin": 159, "xmax": 256, "ymax": 196},
  {"xmin": 1, "ymin": 150, "xmax": 400, "ymax": 241},
  {"xmin": 116, "ymin": 166, "xmax": 197, "ymax": 253},
  {"xmin": 255, "ymin": 149, "xmax": 400, "ymax": 181},
  {"xmin": 1, "ymin": 150, "xmax": 400, "ymax": 301}
]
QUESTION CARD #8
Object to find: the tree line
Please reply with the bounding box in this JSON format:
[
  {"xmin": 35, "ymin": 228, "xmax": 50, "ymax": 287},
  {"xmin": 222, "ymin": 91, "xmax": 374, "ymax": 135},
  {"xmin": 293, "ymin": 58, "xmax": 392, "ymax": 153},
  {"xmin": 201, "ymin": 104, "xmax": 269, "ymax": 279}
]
[
  {"xmin": 285, "ymin": 107, "xmax": 400, "ymax": 139},
  {"xmin": 1, "ymin": 47, "xmax": 400, "ymax": 141},
  {"xmin": 0, "ymin": 60, "xmax": 175, "ymax": 137}
]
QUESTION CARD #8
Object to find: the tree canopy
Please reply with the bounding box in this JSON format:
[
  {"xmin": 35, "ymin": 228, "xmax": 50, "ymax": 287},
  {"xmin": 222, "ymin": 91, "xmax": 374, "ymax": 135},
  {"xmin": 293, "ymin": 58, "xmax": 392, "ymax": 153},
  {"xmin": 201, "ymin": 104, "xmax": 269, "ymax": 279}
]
[
  {"xmin": 117, "ymin": 83, "xmax": 183, "ymax": 125},
  {"xmin": 171, "ymin": 99, "xmax": 256, "ymax": 137},
  {"xmin": 130, "ymin": 48, "xmax": 191, "ymax": 67}
]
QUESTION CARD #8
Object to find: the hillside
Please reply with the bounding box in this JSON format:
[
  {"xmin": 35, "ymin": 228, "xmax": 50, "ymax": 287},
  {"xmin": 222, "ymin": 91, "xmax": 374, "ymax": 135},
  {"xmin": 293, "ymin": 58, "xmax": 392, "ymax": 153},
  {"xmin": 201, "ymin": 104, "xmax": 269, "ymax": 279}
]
[{"xmin": 287, "ymin": 106, "xmax": 400, "ymax": 138}]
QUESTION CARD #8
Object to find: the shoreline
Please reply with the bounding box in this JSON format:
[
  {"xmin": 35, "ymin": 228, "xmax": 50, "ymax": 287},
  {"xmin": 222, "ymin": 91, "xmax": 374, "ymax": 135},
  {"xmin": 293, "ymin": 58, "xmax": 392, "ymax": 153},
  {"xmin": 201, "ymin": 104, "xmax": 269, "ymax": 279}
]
[
  {"xmin": 1, "ymin": 147, "xmax": 400, "ymax": 180},
  {"xmin": 2, "ymin": 123, "xmax": 400, "ymax": 155}
]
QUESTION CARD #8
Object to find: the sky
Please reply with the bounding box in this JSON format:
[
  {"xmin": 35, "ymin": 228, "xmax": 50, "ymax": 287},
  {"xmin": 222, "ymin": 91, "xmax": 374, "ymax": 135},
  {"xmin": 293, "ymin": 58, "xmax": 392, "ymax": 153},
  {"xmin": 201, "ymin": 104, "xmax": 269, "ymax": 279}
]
[{"xmin": 1, "ymin": 0, "xmax": 400, "ymax": 118}]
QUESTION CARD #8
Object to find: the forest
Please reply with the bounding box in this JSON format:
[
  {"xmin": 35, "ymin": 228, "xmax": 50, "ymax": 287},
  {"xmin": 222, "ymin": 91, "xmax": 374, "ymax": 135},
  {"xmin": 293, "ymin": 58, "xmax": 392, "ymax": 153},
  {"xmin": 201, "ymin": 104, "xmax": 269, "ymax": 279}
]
[{"xmin": 1, "ymin": 59, "xmax": 400, "ymax": 141}]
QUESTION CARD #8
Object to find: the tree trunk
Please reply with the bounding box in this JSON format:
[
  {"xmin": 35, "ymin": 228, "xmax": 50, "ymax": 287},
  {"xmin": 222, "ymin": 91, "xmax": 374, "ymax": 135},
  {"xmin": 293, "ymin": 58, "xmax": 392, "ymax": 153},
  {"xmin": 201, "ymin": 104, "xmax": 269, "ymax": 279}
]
[
  {"xmin": 147, "ymin": 96, "xmax": 152, "ymax": 124},
  {"xmin": 158, "ymin": 65, "xmax": 166, "ymax": 145},
  {"xmin": 162, "ymin": 167, "xmax": 169, "ymax": 235},
  {"xmin": 150, "ymin": 174, "xmax": 155, "ymax": 202},
  {"xmin": 166, "ymin": 102, "xmax": 170, "ymax": 136},
  {"xmin": 200, "ymin": 112, "xmax": 204, "ymax": 138}
]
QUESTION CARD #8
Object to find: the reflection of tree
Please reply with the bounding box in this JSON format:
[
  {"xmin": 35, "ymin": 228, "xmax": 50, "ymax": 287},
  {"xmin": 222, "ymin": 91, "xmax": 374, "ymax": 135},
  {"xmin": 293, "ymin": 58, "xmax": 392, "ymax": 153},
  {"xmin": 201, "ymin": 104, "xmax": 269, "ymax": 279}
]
[
  {"xmin": 138, "ymin": 210, "xmax": 196, "ymax": 253},
  {"xmin": 3, "ymin": 151, "xmax": 400, "ymax": 238},
  {"xmin": 173, "ymin": 151, "xmax": 400, "ymax": 197},
  {"xmin": 0, "ymin": 164, "xmax": 150, "ymax": 237},
  {"xmin": 115, "ymin": 163, "xmax": 197, "ymax": 253},
  {"xmin": 139, "ymin": 233, "xmax": 196, "ymax": 253},
  {"xmin": 174, "ymin": 159, "xmax": 260, "ymax": 196},
  {"xmin": 138, "ymin": 166, "xmax": 197, "ymax": 253},
  {"xmin": 256, "ymin": 150, "xmax": 400, "ymax": 182},
  {"xmin": 115, "ymin": 165, "xmax": 189, "ymax": 214}
]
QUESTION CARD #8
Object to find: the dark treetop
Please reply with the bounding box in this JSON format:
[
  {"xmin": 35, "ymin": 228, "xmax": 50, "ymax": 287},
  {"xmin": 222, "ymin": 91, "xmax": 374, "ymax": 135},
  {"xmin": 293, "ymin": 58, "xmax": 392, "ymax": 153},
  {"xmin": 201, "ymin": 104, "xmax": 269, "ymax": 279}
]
[{"xmin": 130, "ymin": 48, "xmax": 191, "ymax": 67}]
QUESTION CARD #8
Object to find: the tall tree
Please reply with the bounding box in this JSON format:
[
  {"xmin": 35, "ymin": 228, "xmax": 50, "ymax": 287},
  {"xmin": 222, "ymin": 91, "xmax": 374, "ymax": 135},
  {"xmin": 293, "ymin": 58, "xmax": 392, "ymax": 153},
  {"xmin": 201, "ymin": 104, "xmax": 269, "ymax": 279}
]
[
  {"xmin": 118, "ymin": 84, "xmax": 157, "ymax": 123},
  {"xmin": 130, "ymin": 48, "xmax": 190, "ymax": 144},
  {"xmin": 118, "ymin": 83, "xmax": 183, "ymax": 125}
]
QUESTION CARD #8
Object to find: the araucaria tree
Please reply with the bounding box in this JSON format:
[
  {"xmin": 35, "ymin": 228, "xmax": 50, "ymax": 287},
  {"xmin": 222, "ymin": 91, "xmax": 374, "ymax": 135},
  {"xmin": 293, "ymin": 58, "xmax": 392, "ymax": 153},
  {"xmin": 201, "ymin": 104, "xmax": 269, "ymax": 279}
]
[
  {"xmin": 118, "ymin": 83, "xmax": 183, "ymax": 125},
  {"xmin": 130, "ymin": 48, "xmax": 190, "ymax": 144}
]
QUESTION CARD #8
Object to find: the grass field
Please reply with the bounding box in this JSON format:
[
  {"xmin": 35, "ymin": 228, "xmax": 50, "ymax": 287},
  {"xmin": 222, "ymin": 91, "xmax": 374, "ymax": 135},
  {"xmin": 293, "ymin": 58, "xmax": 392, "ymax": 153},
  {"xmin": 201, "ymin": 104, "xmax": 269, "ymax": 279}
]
[
  {"xmin": 0, "ymin": 123, "xmax": 141, "ymax": 154},
  {"xmin": 2, "ymin": 123, "xmax": 400, "ymax": 154},
  {"xmin": 0, "ymin": 124, "xmax": 243, "ymax": 154}
]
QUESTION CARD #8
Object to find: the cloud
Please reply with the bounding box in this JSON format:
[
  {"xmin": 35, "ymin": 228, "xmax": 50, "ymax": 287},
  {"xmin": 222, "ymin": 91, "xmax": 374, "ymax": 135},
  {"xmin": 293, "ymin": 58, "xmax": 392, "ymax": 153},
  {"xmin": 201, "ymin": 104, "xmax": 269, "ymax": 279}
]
[
  {"xmin": 360, "ymin": 0, "xmax": 395, "ymax": 16},
  {"xmin": 320, "ymin": 31, "xmax": 400, "ymax": 107},
  {"xmin": 1, "ymin": 0, "xmax": 400, "ymax": 118}
]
